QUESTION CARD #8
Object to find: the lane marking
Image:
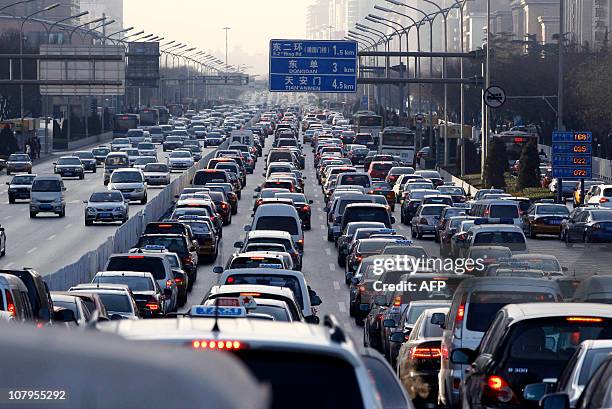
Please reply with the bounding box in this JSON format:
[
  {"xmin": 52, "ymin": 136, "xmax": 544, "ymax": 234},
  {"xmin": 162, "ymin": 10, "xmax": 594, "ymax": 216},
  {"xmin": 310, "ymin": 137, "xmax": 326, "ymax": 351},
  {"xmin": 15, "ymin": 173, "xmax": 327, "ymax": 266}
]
[
  {"xmin": 3, "ymin": 262, "xmax": 14, "ymax": 268},
  {"xmin": 47, "ymin": 234, "xmax": 56, "ymax": 241},
  {"xmin": 320, "ymin": 225, "xmax": 325, "ymax": 230},
  {"xmin": 26, "ymin": 247, "xmax": 37, "ymax": 254},
  {"xmin": 64, "ymin": 223, "xmax": 73, "ymax": 229},
  {"xmin": 338, "ymin": 302, "xmax": 347, "ymax": 313},
  {"xmin": 329, "ymin": 263, "xmax": 336, "ymax": 271},
  {"xmin": 325, "ymin": 248, "xmax": 331, "ymax": 255},
  {"xmin": 333, "ymin": 281, "xmax": 341, "ymax": 290},
  {"xmin": 3, "ymin": 215, "xmax": 11, "ymax": 220}
]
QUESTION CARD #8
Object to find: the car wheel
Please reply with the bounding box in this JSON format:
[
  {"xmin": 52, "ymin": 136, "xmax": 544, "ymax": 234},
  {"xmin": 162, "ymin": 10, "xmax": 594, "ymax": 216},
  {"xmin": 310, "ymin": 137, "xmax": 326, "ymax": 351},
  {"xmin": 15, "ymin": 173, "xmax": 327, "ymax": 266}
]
[
  {"xmin": 29, "ymin": 211, "xmax": 36, "ymax": 218},
  {"xmin": 93, "ymin": 167, "xmax": 97, "ymax": 173},
  {"xmin": 6, "ymin": 170, "xmax": 10, "ymax": 175},
  {"xmin": 304, "ymin": 221, "xmax": 311, "ymax": 231},
  {"xmin": 565, "ymin": 233, "xmax": 573, "ymax": 247},
  {"xmin": 178, "ymin": 294, "xmax": 187, "ymax": 308},
  {"xmin": 79, "ymin": 173, "xmax": 84, "ymax": 180},
  {"xmin": 59, "ymin": 208, "xmax": 66, "ymax": 218},
  {"xmin": 338, "ymin": 255, "xmax": 346, "ymax": 267},
  {"xmin": 327, "ymin": 230, "xmax": 334, "ymax": 242},
  {"xmin": 8, "ymin": 196, "xmax": 15, "ymax": 204},
  {"xmin": 529, "ymin": 225, "xmax": 537, "ymax": 239},
  {"xmin": 141, "ymin": 195, "xmax": 148, "ymax": 205},
  {"xmin": 237, "ymin": 191, "xmax": 242, "ymax": 199},
  {"xmin": 85, "ymin": 219, "xmax": 93, "ymax": 226}
]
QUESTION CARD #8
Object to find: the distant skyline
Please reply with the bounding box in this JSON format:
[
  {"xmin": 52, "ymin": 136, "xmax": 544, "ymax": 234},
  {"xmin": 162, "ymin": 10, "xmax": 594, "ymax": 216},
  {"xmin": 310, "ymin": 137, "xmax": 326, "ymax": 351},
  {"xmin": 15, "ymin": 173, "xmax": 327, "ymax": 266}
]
[{"xmin": 123, "ymin": 0, "xmax": 312, "ymax": 76}]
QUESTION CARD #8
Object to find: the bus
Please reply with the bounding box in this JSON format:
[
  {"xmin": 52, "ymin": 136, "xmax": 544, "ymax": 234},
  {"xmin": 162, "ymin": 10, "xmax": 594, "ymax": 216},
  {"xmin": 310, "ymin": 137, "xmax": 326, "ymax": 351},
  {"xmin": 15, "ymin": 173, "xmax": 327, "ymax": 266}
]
[
  {"xmin": 153, "ymin": 106, "xmax": 170, "ymax": 125},
  {"xmin": 379, "ymin": 127, "xmax": 416, "ymax": 166},
  {"xmin": 495, "ymin": 130, "xmax": 539, "ymax": 165},
  {"xmin": 112, "ymin": 114, "xmax": 139, "ymax": 137},
  {"xmin": 353, "ymin": 111, "xmax": 383, "ymax": 146},
  {"xmin": 138, "ymin": 108, "xmax": 159, "ymax": 127}
]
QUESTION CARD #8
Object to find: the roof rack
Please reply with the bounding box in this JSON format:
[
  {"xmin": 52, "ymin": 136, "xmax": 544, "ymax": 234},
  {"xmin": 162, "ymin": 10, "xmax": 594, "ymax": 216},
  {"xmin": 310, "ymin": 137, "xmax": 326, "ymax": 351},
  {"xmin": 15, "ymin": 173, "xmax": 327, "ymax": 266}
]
[{"xmin": 323, "ymin": 315, "xmax": 347, "ymax": 344}]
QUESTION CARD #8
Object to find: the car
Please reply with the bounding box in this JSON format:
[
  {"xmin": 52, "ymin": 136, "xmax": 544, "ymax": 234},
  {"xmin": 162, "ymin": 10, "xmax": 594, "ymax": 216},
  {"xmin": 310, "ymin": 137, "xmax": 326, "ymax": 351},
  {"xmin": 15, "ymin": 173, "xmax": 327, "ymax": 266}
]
[
  {"xmin": 120, "ymin": 148, "xmax": 141, "ymax": 165},
  {"xmin": 53, "ymin": 156, "xmax": 85, "ymax": 179},
  {"xmin": 248, "ymin": 203, "xmax": 304, "ymax": 251},
  {"xmin": 345, "ymin": 237, "xmax": 398, "ymax": 277},
  {"xmin": 455, "ymin": 221, "xmax": 528, "ymax": 259},
  {"xmin": 29, "ymin": 175, "xmax": 66, "ymax": 218},
  {"xmin": 104, "ymin": 252, "xmax": 178, "ymax": 311},
  {"xmin": 234, "ymin": 230, "xmax": 303, "ymax": 271},
  {"xmin": 110, "ymin": 137, "xmax": 131, "ymax": 152},
  {"xmin": 92, "ymin": 146, "xmax": 110, "ymax": 164},
  {"xmin": 50, "ymin": 292, "xmax": 93, "ymax": 326},
  {"xmin": 6, "ymin": 173, "xmax": 36, "ymax": 203},
  {"xmin": 163, "ymin": 135, "xmax": 184, "ymax": 151},
  {"xmin": 455, "ymin": 303, "xmax": 612, "ymax": 409},
  {"xmin": 410, "ymin": 204, "xmax": 447, "ymax": 239},
  {"xmin": 143, "ymin": 163, "xmax": 170, "ymax": 185},
  {"xmin": 176, "ymin": 216, "xmax": 219, "ymax": 261},
  {"xmin": 84, "ymin": 190, "xmax": 128, "ymax": 225},
  {"xmin": 0, "ymin": 224, "xmax": 4, "ymax": 257},
  {"xmin": 326, "ymin": 193, "xmax": 374, "ymax": 241},
  {"xmin": 275, "ymin": 193, "xmax": 313, "ymax": 231},
  {"xmin": 5, "ymin": 153, "xmax": 32, "ymax": 175},
  {"xmin": 438, "ymin": 277, "xmax": 563, "ymax": 409},
  {"xmin": 103, "ymin": 152, "xmax": 130, "ymax": 185},
  {"xmin": 68, "ymin": 283, "xmax": 140, "ymax": 320},
  {"xmin": 73, "ymin": 150, "xmax": 97, "ymax": 172},
  {"xmin": 91, "ymin": 271, "xmax": 171, "ymax": 317},
  {"xmin": 136, "ymin": 142, "xmax": 157, "ymax": 158},
  {"xmin": 414, "ymin": 170, "xmax": 443, "ymax": 187},
  {"xmin": 396, "ymin": 307, "xmax": 450, "ymax": 406},
  {"xmin": 134, "ymin": 235, "xmax": 198, "ymax": 286},
  {"xmin": 107, "ymin": 168, "xmax": 147, "ymax": 204},
  {"xmin": 133, "ymin": 156, "xmax": 157, "ymax": 170},
  {"xmin": 437, "ymin": 185, "xmax": 468, "ymax": 203},
  {"xmin": 126, "ymin": 129, "xmax": 146, "ymax": 146},
  {"xmin": 522, "ymin": 203, "xmax": 570, "ymax": 238},
  {"xmin": 572, "ymin": 275, "xmax": 612, "ymax": 303},
  {"xmin": 585, "ymin": 183, "xmax": 612, "ymax": 207},
  {"xmin": 336, "ymin": 221, "xmax": 387, "ymax": 267},
  {"xmin": 564, "ymin": 208, "xmax": 612, "ymax": 246},
  {"xmin": 168, "ymin": 150, "xmax": 195, "ymax": 171},
  {"xmin": 0, "ymin": 273, "xmax": 33, "ymax": 322}
]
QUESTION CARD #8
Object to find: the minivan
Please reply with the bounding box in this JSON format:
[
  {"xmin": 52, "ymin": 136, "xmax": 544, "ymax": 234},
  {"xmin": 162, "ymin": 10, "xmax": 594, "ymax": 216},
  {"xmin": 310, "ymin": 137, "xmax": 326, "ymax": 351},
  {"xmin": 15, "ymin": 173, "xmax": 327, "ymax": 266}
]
[
  {"xmin": 104, "ymin": 152, "xmax": 130, "ymax": 185},
  {"xmin": 471, "ymin": 199, "xmax": 522, "ymax": 225},
  {"xmin": 29, "ymin": 175, "xmax": 66, "ymax": 218},
  {"xmin": 340, "ymin": 203, "xmax": 394, "ymax": 233},
  {"xmin": 1, "ymin": 268, "xmax": 53, "ymax": 325},
  {"xmin": 248, "ymin": 203, "xmax": 304, "ymax": 250},
  {"xmin": 0, "ymin": 273, "xmax": 33, "ymax": 322},
  {"xmin": 193, "ymin": 169, "xmax": 229, "ymax": 186},
  {"xmin": 438, "ymin": 277, "xmax": 563, "ymax": 409},
  {"xmin": 337, "ymin": 172, "xmax": 372, "ymax": 190}
]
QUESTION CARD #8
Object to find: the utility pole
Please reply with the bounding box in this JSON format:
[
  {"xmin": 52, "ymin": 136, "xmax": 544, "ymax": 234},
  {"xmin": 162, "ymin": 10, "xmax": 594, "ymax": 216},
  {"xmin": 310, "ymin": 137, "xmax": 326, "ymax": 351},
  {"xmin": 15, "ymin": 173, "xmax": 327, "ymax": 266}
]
[
  {"xmin": 481, "ymin": 0, "xmax": 491, "ymax": 180},
  {"xmin": 556, "ymin": 0, "xmax": 565, "ymax": 203}
]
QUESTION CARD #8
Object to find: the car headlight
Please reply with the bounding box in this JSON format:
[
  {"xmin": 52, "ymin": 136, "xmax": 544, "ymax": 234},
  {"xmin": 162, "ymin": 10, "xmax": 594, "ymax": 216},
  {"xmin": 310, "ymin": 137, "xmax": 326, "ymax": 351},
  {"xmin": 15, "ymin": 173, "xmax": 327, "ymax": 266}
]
[
  {"xmin": 114, "ymin": 207, "xmax": 124, "ymax": 212},
  {"xmin": 135, "ymin": 187, "xmax": 144, "ymax": 192},
  {"xmin": 53, "ymin": 198, "xmax": 62, "ymax": 203},
  {"xmin": 87, "ymin": 207, "xmax": 96, "ymax": 214}
]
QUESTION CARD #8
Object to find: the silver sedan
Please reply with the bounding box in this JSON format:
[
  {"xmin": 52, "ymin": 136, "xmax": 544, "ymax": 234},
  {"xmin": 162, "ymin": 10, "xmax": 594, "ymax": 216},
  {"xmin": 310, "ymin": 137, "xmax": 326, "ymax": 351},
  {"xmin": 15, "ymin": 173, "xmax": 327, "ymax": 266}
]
[{"xmin": 84, "ymin": 190, "xmax": 129, "ymax": 226}]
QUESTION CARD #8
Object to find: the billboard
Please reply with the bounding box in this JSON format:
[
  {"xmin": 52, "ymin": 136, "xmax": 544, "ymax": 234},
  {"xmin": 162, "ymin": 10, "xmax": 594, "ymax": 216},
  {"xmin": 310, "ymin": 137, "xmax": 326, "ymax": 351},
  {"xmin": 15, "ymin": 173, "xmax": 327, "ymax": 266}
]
[
  {"xmin": 39, "ymin": 44, "xmax": 125, "ymax": 96},
  {"xmin": 126, "ymin": 42, "xmax": 160, "ymax": 88}
]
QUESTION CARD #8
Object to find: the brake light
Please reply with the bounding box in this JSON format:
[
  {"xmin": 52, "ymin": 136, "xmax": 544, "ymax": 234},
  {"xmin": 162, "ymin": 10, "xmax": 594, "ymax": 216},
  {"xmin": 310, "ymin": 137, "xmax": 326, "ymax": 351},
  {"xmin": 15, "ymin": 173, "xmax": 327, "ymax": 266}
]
[
  {"xmin": 192, "ymin": 340, "xmax": 242, "ymax": 350},
  {"xmin": 484, "ymin": 209, "xmax": 490, "ymax": 216},
  {"xmin": 456, "ymin": 304, "xmax": 465, "ymax": 324},
  {"xmin": 182, "ymin": 255, "xmax": 192, "ymax": 264},
  {"xmin": 174, "ymin": 277, "xmax": 184, "ymax": 285},
  {"xmin": 358, "ymin": 285, "xmax": 365, "ymax": 293},
  {"xmin": 410, "ymin": 346, "xmax": 442, "ymax": 359},
  {"xmin": 240, "ymin": 292, "xmax": 261, "ymax": 297},
  {"xmin": 600, "ymin": 197, "xmax": 609, "ymax": 203},
  {"xmin": 146, "ymin": 302, "xmax": 159, "ymax": 311},
  {"xmin": 567, "ymin": 317, "xmax": 604, "ymax": 323},
  {"xmin": 166, "ymin": 279, "xmax": 173, "ymax": 288},
  {"xmin": 5, "ymin": 290, "xmax": 15, "ymax": 317},
  {"xmin": 158, "ymin": 224, "xmax": 173, "ymax": 228},
  {"xmin": 221, "ymin": 203, "xmax": 228, "ymax": 209},
  {"xmin": 227, "ymin": 277, "xmax": 234, "ymax": 283},
  {"xmin": 484, "ymin": 375, "xmax": 518, "ymax": 404},
  {"xmin": 297, "ymin": 239, "xmax": 304, "ymax": 246},
  {"xmin": 303, "ymin": 205, "xmax": 310, "ymax": 211},
  {"xmin": 128, "ymin": 255, "xmax": 144, "ymax": 259},
  {"xmin": 356, "ymin": 255, "xmax": 363, "ymax": 262},
  {"xmin": 393, "ymin": 296, "xmax": 401, "ymax": 307}
]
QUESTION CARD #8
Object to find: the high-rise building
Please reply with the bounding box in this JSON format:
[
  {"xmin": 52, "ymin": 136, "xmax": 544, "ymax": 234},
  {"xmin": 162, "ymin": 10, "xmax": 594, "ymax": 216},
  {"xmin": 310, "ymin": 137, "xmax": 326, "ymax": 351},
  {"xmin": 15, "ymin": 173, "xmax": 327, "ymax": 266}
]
[
  {"xmin": 80, "ymin": 0, "xmax": 123, "ymax": 35},
  {"xmin": 306, "ymin": 0, "xmax": 331, "ymax": 39}
]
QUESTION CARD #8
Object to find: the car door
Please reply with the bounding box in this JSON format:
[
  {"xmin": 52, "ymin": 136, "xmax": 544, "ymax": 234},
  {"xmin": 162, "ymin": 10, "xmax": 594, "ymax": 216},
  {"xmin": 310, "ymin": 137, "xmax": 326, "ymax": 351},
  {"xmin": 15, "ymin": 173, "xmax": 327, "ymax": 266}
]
[{"xmin": 568, "ymin": 211, "xmax": 589, "ymax": 242}]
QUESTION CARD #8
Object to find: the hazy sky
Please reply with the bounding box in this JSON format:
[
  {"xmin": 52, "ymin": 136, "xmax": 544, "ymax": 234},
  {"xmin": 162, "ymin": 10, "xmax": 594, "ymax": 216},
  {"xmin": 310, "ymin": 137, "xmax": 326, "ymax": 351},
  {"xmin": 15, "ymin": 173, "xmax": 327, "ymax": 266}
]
[{"xmin": 124, "ymin": 0, "xmax": 311, "ymax": 75}]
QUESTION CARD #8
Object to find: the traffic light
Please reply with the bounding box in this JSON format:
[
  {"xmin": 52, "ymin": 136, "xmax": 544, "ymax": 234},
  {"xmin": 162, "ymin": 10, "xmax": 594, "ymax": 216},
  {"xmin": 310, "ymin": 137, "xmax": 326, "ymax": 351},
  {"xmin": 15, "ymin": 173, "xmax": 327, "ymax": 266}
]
[{"xmin": 90, "ymin": 99, "xmax": 97, "ymax": 116}]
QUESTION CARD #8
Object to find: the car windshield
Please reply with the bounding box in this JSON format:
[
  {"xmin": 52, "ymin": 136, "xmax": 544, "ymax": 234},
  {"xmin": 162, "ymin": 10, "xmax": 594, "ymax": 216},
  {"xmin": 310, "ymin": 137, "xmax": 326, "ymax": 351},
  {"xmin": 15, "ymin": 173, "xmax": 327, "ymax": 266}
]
[
  {"xmin": 127, "ymin": 130, "xmax": 143, "ymax": 137},
  {"xmin": 144, "ymin": 164, "xmax": 168, "ymax": 173},
  {"xmin": 98, "ymin": 293, "xmax": 132, "ymax": 313},
  {"xmin": 135, "ymin": 157, "xmax": 156, "ymax": 165},
  {"xmin": 9, "ymin": 154, "xmax": 30, "ymax": 161},
  {"xmin": 138, "ymin": 237, "xmax": 188, "ymax": 255},
  {"xmin": 138, "ymin": 143, "xmax": 155, "ymax": 150},
  {"xmin": 93, "ymin": 276, "xmax": 154, "ymax": 292},
  {"xmin": 250, "ymin": 305, "xmax": 291, "ymax": 322},
  {"xmin": 58, "ymin": 157, "xmax": 81, "ymax": 165},
  {"xmin": 590, "ymin": 210, "xmax": 612, "ymax": 221},
  {"xmin": 170, "ymin": 151, "xmax": 191, "ymax": 158},
  {"xmin": 439, "ymin": 187, "xmax": 464, "ymax": 195},
  {"xmin": 75, "ymin": 152, "xmax": 94, "ymax": 159},
  {"xmin": 90, "ymin": 192, "xmax": 123, "ymax": 202},
  {"xmin": 11, "ymin": 175, "xmax": 36, "ymax": 184},
  {"xmin": 466, "ymin": 291, "xmax": 557, "ymax": 332},
  {"xmin": 31, "ymin": 179, "xmax": 61, "ymax": 192},
  {"xmin": 537, "ymin": 205, "xmax": 570, "ymax": 215},
  {"xmin": 111, "ymin": 172, "xmax": 142, "ymax": 183},
  {"xmin": 92, "ymin": 148, "xmax": 109, "ymax": 155},
  {"xmin": 113, "ymin": 138, "xmax": 130, "ymax": 145},
  {"xmin": 255, "ymin": 216, "xmax": 299, "ymax": 235},
  {"xmin": 275, "ymin": 193, "xmax": 306, "ymax": 203},
  {"xmin": 106, "ymin": 257, "xmax": 167, "ymax": 280}
]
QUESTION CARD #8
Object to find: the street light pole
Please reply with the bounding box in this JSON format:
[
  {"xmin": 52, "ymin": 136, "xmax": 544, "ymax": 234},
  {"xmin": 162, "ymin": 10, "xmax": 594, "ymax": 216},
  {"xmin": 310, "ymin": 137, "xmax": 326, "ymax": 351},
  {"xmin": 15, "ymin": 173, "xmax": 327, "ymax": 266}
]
[
  {"xmin": 20, "ymin": 2, "xmax": 60, "ymax": 122},
  {"xmin": 46, "ymin": 10, "xmax": 87, "ymax": 43},
  {"xmin": 223, "ymin": 26, "xmax": 230, "ymax": 74}
]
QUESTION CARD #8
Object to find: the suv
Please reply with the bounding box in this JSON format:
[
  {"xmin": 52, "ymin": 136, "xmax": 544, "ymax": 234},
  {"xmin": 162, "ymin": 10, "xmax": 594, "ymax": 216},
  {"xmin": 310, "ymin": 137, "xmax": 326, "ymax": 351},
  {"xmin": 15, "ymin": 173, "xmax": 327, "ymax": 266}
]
[
  {"xmin": 6, "ymin": 173, "xmax": 36, "ymax": 203},
  {"xmin": 134, "ymin": 235, "xmax": 198, "ymax": 285},
  {"xmin": 29, "ymin": 175, "xmax": 66, "ymax": 218},
  {"xmin": 1, "ymin": 268, "xmax": 53, "ymax": 325},
  {"xmin": 0, "ymin": 273, "xmax": 33, "ymax": 322}
]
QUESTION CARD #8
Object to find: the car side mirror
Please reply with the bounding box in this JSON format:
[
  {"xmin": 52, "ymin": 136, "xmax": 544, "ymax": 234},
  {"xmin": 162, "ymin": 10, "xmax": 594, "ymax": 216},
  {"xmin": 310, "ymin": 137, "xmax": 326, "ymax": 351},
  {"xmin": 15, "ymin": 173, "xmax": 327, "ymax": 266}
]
[
  {"xmin": 254, "ymin": 186, "xmax": 261, "ymax": 192},
  {"xmin": 351, "ymin": 276, "xmax": 360, "ymax": 285},
  {"xmin": 540, "ymin": 393, "xmax": 570, "ymax": 409},
  {"xmin": 431, "ymin": 312, "xmax": 446, "ymax": 328},
  {"xmin": 450, "ymin": 348, "xmax": 476, "ymax": 365},
  {"xmin": 304, "ymin": 315, "xmax": 320, "ymax": 324},
  {"xmin": 212, "ymin": 266, "xmax": 224, "ymax": 274},
  {"xmin": 243, "ymin": 225, "xmax": 251, "ymax": 232},
  {"xmin": 54, "ymin": 308, "xmax": 76, "ymax": 323},
  {"xmin": 163, "ymin": 288, "xmax": 172, "ymax": 299},
  {"xmin": 310, "ymin": 294, "xmax": 322, "ymax": 306},
  {"xmin": 390, "ymin": 331, "xmax": 406, "ymax": 343},
  {"xmin": 308, "ymin": 199, "xmax": 313, "ymax": 204},
  {"xmin": 523, "ymin": 383, "xmax": 554, "ymax": 402},
  {"xmin": 390, "ymin": 216, "xmax": 396, "ymax": 224},
  {"xmin": 233, "ymin": 241, "xmax": 243, "ymax": 249},
  {"xmin": 82, "ymin": 200, "xmax": 88, "ymax": 204},
  {"xmin": 52, "ymin": 162, "xmax": 57, "ymax": 165},
  {"xmin": 383, "ymin": 318, "xmax": 396, "ymax": 328},
  {"xmin": 62, "ymin": 187, "xmax": 66, "ymax": 191}
]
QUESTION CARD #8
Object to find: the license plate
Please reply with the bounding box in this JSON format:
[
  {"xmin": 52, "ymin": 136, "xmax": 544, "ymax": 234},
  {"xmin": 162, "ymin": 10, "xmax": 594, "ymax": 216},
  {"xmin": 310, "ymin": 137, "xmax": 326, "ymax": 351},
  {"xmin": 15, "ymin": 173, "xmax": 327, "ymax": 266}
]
[
  {"xmin": 548, "ymin": 220, "xmax": 560, "ymax": 225},
  {"xmin": 99, "ymin": 213, "xmax": 112, "ymax": 218},
  {"xmin": 40, "ymin": 204, "xmax": 52, "ymax": 210}
]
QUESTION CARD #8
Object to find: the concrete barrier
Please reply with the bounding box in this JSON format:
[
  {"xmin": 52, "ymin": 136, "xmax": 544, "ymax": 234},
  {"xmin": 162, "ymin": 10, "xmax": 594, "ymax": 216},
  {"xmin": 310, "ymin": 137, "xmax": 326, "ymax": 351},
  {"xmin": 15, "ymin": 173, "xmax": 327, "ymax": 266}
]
[
  {"xmin": 439, "ymin": 168, "xmax": 479, "ymax": 197},
  {"xmin": 66, "ymin": 131, "xmax": 113, "ymax": 151}
]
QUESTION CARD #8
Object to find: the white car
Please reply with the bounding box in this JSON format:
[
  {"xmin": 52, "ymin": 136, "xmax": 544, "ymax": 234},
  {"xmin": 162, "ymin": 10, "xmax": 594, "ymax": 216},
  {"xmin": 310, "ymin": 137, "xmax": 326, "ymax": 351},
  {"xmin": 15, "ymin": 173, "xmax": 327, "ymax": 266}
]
[
  {"xmin": 586, "ymin": 184, "xmax": 612, "ymax": 208},
  {"xmin": 167, "ymin": 150, "xmax": 194, "ymax": 171},
  {"xmin": 143, "ymin": 163, "xmax": 170, "ymax": 186},
  {"xmin": 137, "ymin": 142, "xmax": 157, "ymax": 158},
  {"xmin": 133, "ymin": 156, "xmax": 157, "ymax": 170},
  {"xmin": 108, "ymin": 168, "xmax": 147, "ymax": 204}
]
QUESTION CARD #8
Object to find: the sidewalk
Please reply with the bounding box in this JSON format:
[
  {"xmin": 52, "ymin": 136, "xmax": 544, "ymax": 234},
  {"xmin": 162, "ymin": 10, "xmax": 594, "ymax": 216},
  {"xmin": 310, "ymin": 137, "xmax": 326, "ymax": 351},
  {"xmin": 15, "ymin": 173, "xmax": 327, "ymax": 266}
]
[{"xmin": 33, "ymin": 131, "xmax": 113, "ymax": 166}]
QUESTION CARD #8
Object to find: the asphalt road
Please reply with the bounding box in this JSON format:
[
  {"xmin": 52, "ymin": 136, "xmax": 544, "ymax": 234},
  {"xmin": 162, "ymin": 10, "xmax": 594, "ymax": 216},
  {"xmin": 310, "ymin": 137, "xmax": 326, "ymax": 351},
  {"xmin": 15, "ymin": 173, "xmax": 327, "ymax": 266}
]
[
  {"xmin": 0, "ymin": 143, "xmax": 214, "ymax": 274},
  {"xmin": 181, "ymin": 136, "xmax": 612, "ymax": 341}
]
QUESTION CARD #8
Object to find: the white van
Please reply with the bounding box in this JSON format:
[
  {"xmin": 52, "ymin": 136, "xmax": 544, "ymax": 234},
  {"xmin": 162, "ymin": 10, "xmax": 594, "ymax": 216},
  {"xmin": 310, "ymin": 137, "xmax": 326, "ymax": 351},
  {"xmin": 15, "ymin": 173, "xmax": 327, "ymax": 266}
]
[
  {"xmin": 470, "ymin": 199, "xmax": 521, "ymax": 225},
  {"xmin": 29, "ymin": 175, "xmax": 66, "ymax": 218},
  {"xmin": 247, "ymin": 203, "xmax": 304, "ymax": 250}
]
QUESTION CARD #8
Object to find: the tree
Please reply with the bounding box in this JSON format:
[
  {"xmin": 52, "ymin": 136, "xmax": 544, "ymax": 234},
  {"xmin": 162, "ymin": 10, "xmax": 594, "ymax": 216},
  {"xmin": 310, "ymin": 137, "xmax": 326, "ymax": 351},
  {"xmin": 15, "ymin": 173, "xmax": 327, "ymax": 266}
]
[
  {"xmin": 484, "ymin": 137, "xmax": 508, "ymax": 188},
  {"xmin": 517, "ymin": 140, "xmax": 541, "ymax": 190}
]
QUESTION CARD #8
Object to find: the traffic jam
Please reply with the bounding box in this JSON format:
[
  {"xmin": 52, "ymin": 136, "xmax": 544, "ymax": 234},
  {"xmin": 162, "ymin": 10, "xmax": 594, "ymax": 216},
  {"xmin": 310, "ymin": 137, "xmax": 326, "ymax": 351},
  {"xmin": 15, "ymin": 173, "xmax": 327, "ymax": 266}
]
[{"xmin": 1, "ymin": 98, "xmax": 612, "ymax": 409}]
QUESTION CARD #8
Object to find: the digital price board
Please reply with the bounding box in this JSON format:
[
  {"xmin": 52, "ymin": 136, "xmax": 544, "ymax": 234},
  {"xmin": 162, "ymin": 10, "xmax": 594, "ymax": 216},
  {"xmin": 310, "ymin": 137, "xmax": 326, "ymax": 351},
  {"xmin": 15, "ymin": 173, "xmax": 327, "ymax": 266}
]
[{"xmin": 551, "ymin": 131, "xmax": 592, "ymax": 179}]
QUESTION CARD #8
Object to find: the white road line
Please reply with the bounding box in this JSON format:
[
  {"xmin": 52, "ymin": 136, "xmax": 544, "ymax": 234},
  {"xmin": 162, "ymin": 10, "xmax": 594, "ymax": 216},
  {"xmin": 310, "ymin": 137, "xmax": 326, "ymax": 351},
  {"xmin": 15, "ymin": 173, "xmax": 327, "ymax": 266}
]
[
  {"xmin": 322, "ymin": 235, "xmax": 327, "ymax": 241},
  {"xmin": 318, "ymin": 214, "xmax": 324, "ymax": 220},
  {"xmin": 47, "ymin": 234, "xmax": 56, "ymax": 241},
  {"xmin": 320, "ymin": 225, "xmax": 325, "ymax": 230},
  {"xmin": 26, "ymin": 247, "xmax": 37, "ymax": 254},
  {"xmin": 333, "ymin": 281, "xmax": 341, "ymax": 290},
  {"xmin": 3, "ymin": 215, "xmax": 11, "ymax": 220},
  {"xmin": 3, "ymin": 262, "xmax": 14, "ymax": 268},
  {"xmin": 325, "ymin": 248, "xmax": 331, "ymax": 255},
  {"xmin": 329, "ymin": 263, "xmax": 336, "ymax": 271},
  {"xmin": 70, "ymin": 199, "xmax": 80, "ymax": 204},
  {"xmin": 338, "ymin": 302, "xmax": 347, "ymax": 313},
  {"xmin": 64, "ymin": 223, "xmax": 73, "ymax": 229}
]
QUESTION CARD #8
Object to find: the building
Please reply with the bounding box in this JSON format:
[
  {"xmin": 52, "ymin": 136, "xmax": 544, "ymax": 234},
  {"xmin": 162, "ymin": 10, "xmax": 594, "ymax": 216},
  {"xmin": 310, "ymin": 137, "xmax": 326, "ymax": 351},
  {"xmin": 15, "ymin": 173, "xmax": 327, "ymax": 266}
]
[
  {"xmin": 0, "ymin": 0, "xmax": 80, "ymax": 21},
  {"xmin": 79, "ymin": 0, "xmax": 123, "ymax": 36},
  {"xmin": 306, "ymin": 0, "xmax": 331, "ymax": 39},
  {"xmin": 566, "ymin": 0, "xmax": 612, "ymax": 50}
]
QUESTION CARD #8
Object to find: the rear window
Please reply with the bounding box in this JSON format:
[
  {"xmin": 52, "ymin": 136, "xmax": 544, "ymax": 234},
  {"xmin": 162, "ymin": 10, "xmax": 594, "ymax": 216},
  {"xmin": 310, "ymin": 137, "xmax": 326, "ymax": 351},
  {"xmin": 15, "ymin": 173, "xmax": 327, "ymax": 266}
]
[
  {"xmin": 466, "ymin": 291, "xmax": 557, "ymax": 332},
  {"xmin": 193, "ymin": 170, "xmax": 227, "ymax": 185},
  {"xmin": 229, "ymin": 257, "xmax": 283, "ymax": 269},
  {"xmin": 145, "ymin": 224, "xmax": 186, "ymax": 236},
  {"xmin": 421, "ymin": 206, "xmax": 445, "ymax": 216},
  {"xmin": 225, "ymin": 274, "xmax": 303, "ymax": 308},
  {"xmin": 233, "ymin": 350, "xmax": 364, "ymax": 409},
  {"xmin": 98, "ymin": 294, "xmax": 132, "ymax": 313},
  {"xmin": 489, "ymin": 205, "xmax": 519, "ymax": 218},
  {"xmin": 338, "ymin": 199, "xmax": 370, "ymax": 215},
  {"xmin": 251, "ymin": 305, "xmax": 291, "ymax": 322},
  {"xmin": 358, "ymin": 240, "xmax": 394, "ymax": 253},
  {"xmin": 255, "ymin": 216, "xmax": 299, "ymax": 235},
  {"xmin": 473, "ymin": 232, "xmax": 526, "ymax": 251},
  {"xmin": 345, "ymin": 208, "xmax": 389, "ymax": 225},
  {"xmin": 372, "ymin": 163, "xmax": 393, "ymax": 171},
  {"xmin": 93, "ymin": 276, "xmax": 154, "ymax": 291},
  {"xmin": 339, "ymin": 174, "xmax": 370, "ymax": 187},
  {"xmin": 137, "ymin": 237, "xmax": 188, "ymax": 255},
  {"xmin": 106, "ymin": 257, "xmax": 167, "ymax": 280},
  {"xmin": 508, "ymin": 318, "xmax": 611, "ymax": 361},
  {"xmin": 263, "ymin": 181, "xmax": 293, "ymax": 190},
  {"xmin": 469, "ymin": 248, "xmax": 512, "ymax": 260}
]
